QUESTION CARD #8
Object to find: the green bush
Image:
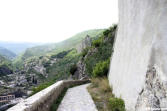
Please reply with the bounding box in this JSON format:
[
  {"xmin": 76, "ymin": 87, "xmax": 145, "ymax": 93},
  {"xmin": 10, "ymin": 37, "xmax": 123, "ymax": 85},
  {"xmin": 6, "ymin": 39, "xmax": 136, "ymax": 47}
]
[
  {"xmin": 103, "ymin": 29, "xmax": 110, "ymax": 36},
  {"xmin": 109, "ymin": 97, "xmax": 125, "ymax": 111},
  {"xmin": 111, "ymin": 24, "xmax": 117, "ymax": 31},
  {"xmin": 51, "ymin": 49, "xmax": 72, "ymax": 59},
  {"xmin": 43, "ymin": 61, "xmax": 51, "ymax": 67},
  {"xmin": 92, "ymin": 59, "xmax": 110, "ymax": 77},
  {"xmin": 92, "ymin": 37, "xmax": 103, "ymax": 47},
  {"xmin": 85, "ymin": 42, "xmax": 114, "ymax": 76},
  {"xmin": 81, "ymin": 47, "xmax": 89, "ymax": 57}
]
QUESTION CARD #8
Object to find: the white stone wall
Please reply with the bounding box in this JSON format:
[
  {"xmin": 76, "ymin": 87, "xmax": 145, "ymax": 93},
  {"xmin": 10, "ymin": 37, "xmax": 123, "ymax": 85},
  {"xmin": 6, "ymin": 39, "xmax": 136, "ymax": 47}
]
[
  {"xmin": 7, "ymin": 80, "xmax": 90, "ymax": 111},
  {"xmin": 108, "ymin": 0, "xmax": 167, "ymax": 111}
]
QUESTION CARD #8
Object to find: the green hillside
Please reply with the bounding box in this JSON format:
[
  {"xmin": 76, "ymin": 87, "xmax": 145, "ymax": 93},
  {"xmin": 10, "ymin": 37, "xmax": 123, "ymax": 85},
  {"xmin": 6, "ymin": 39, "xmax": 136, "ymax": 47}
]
[
  {"xmin": 0, "ymin": 54, "xmax": 13, "ymax": 76},
  {"xmin": 0, "ymin": 55, "xmax": 10, "ymax": 65},
  {"xmin": 0, "ymin": 47, "xmax": 16, "ymax": 60},
  {"xmin": 21, "ymin": 29, "xmax": 105, "ymax": 60}
]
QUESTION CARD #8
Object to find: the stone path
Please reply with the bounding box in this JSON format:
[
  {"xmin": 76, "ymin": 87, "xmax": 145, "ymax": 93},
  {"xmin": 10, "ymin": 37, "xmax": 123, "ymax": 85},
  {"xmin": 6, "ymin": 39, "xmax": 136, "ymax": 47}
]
[{"xmin": 57, "ymin": 84, "xmax": 98, "ymax": 111}]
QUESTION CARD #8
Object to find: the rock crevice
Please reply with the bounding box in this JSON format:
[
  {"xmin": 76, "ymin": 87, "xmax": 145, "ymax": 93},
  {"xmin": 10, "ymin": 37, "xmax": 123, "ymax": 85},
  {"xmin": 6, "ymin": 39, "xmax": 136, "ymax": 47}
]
[{"xmin": 135, "ymin": 66, "xmax": 167, "ymax": 111}]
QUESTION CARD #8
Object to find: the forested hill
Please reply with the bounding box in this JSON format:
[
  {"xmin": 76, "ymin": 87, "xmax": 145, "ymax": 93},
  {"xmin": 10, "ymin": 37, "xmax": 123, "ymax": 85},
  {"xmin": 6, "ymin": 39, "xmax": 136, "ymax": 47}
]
[
  {"xmin": 28, "ymin": 24, "xmax": 117, "ymax": 95},
  {"xmin": 0, "ymin": 25, "xmax": 117, "ymax": 99},
  {"xmin": 0, "ymin": 47, "xmax": 16, "ymax": 60},
  {"xmin": 0, "ymin": 54, "xmax": 13, "ymax": 76},
  {"xmin": 21, "ymin": 29, "xmax": 105, "ymax": 60}
]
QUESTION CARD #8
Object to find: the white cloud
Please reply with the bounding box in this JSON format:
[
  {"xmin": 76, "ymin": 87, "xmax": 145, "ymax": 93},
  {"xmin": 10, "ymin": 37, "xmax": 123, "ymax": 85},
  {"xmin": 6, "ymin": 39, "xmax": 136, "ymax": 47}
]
[{"xmin": 0, "ymin": 0, "xmax": 118, "ymax": 43}]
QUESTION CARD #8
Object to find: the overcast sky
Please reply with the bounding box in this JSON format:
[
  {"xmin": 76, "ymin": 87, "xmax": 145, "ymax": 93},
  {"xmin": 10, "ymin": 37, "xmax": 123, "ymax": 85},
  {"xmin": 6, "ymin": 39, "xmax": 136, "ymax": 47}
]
[{"xmin": 0, "ymin": 0, "xmax": 118, "ymax": 43}]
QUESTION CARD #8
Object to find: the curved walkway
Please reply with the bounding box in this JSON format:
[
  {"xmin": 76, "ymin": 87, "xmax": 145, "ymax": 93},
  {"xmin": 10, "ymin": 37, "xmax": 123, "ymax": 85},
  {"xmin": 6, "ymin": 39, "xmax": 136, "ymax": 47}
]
[{"xmin": 57, "ymin": 84, "xmax": 97, "ymax": 111}]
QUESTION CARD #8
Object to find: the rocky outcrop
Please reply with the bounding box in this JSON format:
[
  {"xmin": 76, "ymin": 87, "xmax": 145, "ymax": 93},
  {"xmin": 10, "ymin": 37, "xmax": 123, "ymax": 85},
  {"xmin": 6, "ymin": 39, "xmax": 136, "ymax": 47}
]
[
  {"xmin": 72, "ymin": 35, "xmax": 93, "ymax": 80},
  {"xmin": 108, "ymin": 0, "xmax": 167, "ymax": 111},
  {"xmin": 81, "ymin": 35, "xmax": 92, "ymax": 50},
  {"xmin": 72, "ymin": 46, "xmax": 98, "ymax": 80},
  {"xmin": 72, "ymin": 60, "xmax": 87, "ymax": 80},
  {"xmin": 24, "ymin": 57, "xmax": 48, "ymax": 77},
  {"xmin": 135, "ymin": 66, "xmax": 167, "ymax": 111},
  {"xmin": 77, "ymin": 35, "xmax": 92, "ymax": 53}
]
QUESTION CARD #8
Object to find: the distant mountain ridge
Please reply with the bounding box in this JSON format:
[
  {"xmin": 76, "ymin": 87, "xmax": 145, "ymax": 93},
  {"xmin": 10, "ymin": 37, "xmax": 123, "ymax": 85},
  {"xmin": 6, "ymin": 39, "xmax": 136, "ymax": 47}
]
[
  {"xmin": 13, "ymin": 29, "xmax": 105, "ymax": 69},
  {"xmin": 21, "ymin": 29, "xmax": 105, "ymax": 60},
  {"xmin": 0, "ymin": 42, "xmax": 43, "ymax": 54},
  {"xmin": 0, "ymin": 47, "xmax": 16, "ymax": 60}
]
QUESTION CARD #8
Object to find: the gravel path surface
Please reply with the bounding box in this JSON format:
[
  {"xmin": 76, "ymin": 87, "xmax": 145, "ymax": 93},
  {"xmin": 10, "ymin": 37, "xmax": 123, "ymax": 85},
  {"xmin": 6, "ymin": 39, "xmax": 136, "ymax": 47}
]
[{"xmin": 57, "ymin": 83, "xmax": 98, "ymax": 111}]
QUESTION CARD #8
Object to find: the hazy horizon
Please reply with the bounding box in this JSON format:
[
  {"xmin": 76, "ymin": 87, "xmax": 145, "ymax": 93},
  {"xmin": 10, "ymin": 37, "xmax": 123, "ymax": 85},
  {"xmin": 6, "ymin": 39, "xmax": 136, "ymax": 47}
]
[
  {"xmin": 0, "ymin": 0, "xmax": 118, "ymax": 43},
  {"xmin": 0, "ymin": 28, "xmax": 104, "ymax": 44}
]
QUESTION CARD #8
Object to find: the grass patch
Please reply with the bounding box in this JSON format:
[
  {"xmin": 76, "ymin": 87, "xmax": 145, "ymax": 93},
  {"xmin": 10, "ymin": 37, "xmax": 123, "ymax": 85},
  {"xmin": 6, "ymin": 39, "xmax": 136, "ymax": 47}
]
[
  {"xmin": 88, "ymin": 77, "xmax": 114, "ymax": 111},
  {"xmin": 50, "ymin": 88, "xmax": 68, "ymax": 111},
  {"xmin": 88, "ymin": 77, "xmax": 125, "ymax": 111},
  {"xmin": 109, "ymin": 98, "xmax": 125, "ymax": 111}
]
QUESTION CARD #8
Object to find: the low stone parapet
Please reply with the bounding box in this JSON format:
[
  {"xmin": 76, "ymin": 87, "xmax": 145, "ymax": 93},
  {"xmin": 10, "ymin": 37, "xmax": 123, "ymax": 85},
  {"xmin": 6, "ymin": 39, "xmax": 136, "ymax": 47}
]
[{"xmin": 7, "ymin": 80, "xmax": 90, "ymax": 111}]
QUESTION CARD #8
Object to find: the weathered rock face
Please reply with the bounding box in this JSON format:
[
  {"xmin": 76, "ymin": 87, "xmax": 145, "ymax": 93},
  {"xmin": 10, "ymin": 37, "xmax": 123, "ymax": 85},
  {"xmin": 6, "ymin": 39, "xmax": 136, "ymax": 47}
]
[
  {"xmin": 77, "ymin": 35, "xmax": 92, "ymax": 53},
  {"xmin": 81, "ymin": 35, "xmax": 92, "ymax": 50},
  {"xmin": 72, "ymin": 35, "xmax": 93, "ymax": 80},
  {"xmin": 108, "ymin": 0, "xmax": 167, "ymax": 111},
  {"xmin": 72, "ymin": 59, "xmax": 89, "ymax": 80},
  {"xmin": 135, "ymin": 66, "xmax": 167, "ymax": 111}
]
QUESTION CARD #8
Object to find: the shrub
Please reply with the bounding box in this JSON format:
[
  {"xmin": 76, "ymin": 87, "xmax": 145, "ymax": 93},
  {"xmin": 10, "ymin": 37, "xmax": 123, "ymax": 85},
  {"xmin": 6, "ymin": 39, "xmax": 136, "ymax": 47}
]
[
  {"xmin": 92, "ymin": 37, "xmax": 103, "ymax": 47},
  {"xmin": 85, "ymin": 43, "xmax": 113, "ymax": 76},
  {"xmin": 51, "ymin": 50, "xmax": 72, "ymax": 59},
  {"xmin": 43, "ymin": 61, "xmax": 51, "ymax": 67},
  {"xmin": 91, "ymin": 77, "xmax": 100, "ymax": 88},
  {"xmin": 93, "ymin": 59, "xmax": 110, "ymax": 77},
  {"xmin": 39, "ymin": 56, "xmax": 43, "ymax": 59},
  {"xmin": 81, "ymin": 47, "xmax": 89, "ymax": 57},
  {"xmin": 99, "ymin": 78, "xmax": 112, "ymax": 93},
  {"xmin": 91, "ymin": 77, "xmax": 112, "ymax": 93},
  {"xmin": 109, "ymin": 24, "xmax": 117, "ymax": 32},
  {"xmin": 103, "ymin": 29, "xmax": 110, "ymax": 36},
  {"xmin": 109, "ymin": 97, "xmax": 125, "ymax": 111}
]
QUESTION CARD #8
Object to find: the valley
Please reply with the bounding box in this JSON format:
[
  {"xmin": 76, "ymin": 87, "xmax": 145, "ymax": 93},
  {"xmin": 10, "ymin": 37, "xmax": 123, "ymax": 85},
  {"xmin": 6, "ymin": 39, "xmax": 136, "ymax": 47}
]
[{"xmin": 0, "ymin": 27, "xmax": 116, "ymax": 110}]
